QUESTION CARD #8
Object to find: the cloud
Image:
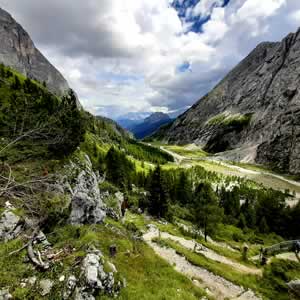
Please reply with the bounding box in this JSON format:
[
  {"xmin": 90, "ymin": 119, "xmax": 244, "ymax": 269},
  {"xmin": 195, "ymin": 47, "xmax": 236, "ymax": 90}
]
[
  {"xmin": 0, "ymin": 0, "xmax": 299, "ymax": 119},
  {"xmin": 192, "ymin": 0, "xmax": 224, "ymax": 18}
]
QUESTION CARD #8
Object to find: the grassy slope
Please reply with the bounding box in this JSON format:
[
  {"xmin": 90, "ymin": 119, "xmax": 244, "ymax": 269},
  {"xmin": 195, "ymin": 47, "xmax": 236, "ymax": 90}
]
[{"xmin": 0, "ymin": 221, "xmax": 207, "ymax": 300}]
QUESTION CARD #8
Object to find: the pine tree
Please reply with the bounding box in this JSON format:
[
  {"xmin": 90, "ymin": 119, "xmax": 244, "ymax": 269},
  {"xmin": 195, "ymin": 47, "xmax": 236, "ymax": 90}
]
[
  {"xmin": 148, "ymin": 165, "xmax": 169, "ymax": 218},
  {"xmin": 193, "ymin": 182, "xmax": 223, "ymax": 241},
  {"xmin": 259, "ymin": 216, "xmax": 269, "ymax": 234},
  {"xmin": 12, "ymin": 75, "xmax": 21, "ymax": 90},
  {"xmin": 238, "ymin": 213, "xmax": 247, "ymax": 229},
  {"xmin": 175, "ymin": 171, "xmax": 192, "ymax": 205}
]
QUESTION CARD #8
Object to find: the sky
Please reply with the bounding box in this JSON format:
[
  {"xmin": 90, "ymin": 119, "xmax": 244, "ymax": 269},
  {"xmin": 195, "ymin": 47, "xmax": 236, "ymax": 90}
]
[{"xmin": 0, "ymin": 0, "xmax": 300, "ymax": 120}]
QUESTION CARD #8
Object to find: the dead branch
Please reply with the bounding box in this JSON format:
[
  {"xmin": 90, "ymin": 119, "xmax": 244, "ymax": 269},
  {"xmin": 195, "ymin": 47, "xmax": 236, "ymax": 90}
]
[{"xmin": 8, "ymin": 242, "xmax": 29, "ymax": 256}]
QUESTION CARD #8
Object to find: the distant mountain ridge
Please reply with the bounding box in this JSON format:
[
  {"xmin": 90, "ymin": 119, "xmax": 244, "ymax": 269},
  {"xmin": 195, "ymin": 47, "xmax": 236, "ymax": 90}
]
[
  {"xmin": 130, "ymin": 112, "xmax": 172, "ymax": 139},
  {"xmin": 0, "ymin": 7, "xmax": 69, "ymax": 96},
  {"xmin": 155, "ymin": 29, "xmax": 300, "ymax": 175}
]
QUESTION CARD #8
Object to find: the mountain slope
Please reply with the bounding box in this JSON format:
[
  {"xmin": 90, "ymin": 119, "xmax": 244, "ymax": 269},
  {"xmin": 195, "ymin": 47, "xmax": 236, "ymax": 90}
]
[
  {"xmin": 156, "ymin": 29, "xmax": 300, "ymax": 175},
  {"xmin": 0, "ymin": 7, "xmax": 69, "ymax": 96},
  {"xmin": 131, "ymin": 112, "xmax": 172, "ymax": 139}
]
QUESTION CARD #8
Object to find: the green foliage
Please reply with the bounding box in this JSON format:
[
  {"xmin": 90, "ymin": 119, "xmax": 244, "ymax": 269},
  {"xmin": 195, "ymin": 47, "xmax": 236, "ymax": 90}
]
[
  {"xmin": 0, "ymin": 65, "xmax": 87, "ymax": 161},
  {"xmin": 148, "ymin": 165, "xmax": 170, "ymax": 219},
  {"xmin": 259, "ymin": 216, "xmax": 270, "ymax": 234},
  {"xmin": 105, "ymin": 146, "xmax": 136, "ymax": 190},
  {"xmin": 123, "ymin": 140, "xmax": 174, "ymax": 164},
  {"xmin": 99, "ymin": 181, "xmax": 119, "ymax": 194},
  {"xmin": 193, "ymin": 182, "xmax": 224, "ymax": 241},
  {"xmin": 207, "ymin": 112, "xmax": 252, "ymax": 127}
]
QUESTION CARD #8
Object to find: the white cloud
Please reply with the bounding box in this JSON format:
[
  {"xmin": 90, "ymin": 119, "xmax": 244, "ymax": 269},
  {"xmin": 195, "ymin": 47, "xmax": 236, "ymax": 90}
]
[
  {"xmin": 192, "ymin": 0, "xmax": 224, "ymax": 18},
  {"xmin": 0, "ymin": 0, "xmax": 299, "ymax": 119}
]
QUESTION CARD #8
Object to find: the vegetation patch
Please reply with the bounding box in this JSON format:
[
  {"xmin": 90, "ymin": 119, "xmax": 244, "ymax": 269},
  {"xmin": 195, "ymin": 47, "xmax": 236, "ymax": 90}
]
[{"xmin": 207, "ymin": 112, "xmax": 252, "ymax": 128}]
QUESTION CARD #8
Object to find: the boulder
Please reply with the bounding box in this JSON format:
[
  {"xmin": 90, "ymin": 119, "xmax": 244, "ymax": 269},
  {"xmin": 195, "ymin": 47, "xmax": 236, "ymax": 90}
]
[
  {"xmin": 288, "ymin": 279, "xmax": 300, "ymax": 297},
  {"xmin": 39, "ymin": 279, "xmax": 54, "ymax": 296},
  {"xmin": 0, "ymin": 289, "xmax": 12, "ymax": 300},
  {"xmin": 0, "ymin": 204, "xmax": 23, "ymax": 241},
  {"xmin": 71, "ymin": 249, "xmax": 122, "ymax": 299},
  {"xmin": 69, "ymin": 155, "xmax": 106, "ymax": 225},
  {"xmin": 63, "ymin": 275, "xmax": 77, "ymax": 300}
]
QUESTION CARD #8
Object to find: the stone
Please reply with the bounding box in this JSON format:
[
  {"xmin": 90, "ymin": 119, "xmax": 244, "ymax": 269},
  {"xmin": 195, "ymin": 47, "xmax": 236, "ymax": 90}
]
[
  {"xmin": 0, "ymin": 207, "xmax": 22, "ymax": 241},
  {"xmin": 39, "ymin": 279, "xmax": 54, "ymax": 296},
  {"xmin": 288, "ymin": 279, "xmax": 300, "ymax": 297},
  {"xmin": 35, "ymin": 231, "xmax": 51, "ymax": 247},
  {"xmin": 63, "ymin": 275, "xmax": 77, "ymax": 300},
  {"xmin": 76, "ymin": 249, "xmax": 121, "ymax": 299},
  {"xmin": 59, "ymin": 275, "xmax": 65, "ymax": 282},
  {"xmin": 27, "ymin": 276, "xmax": 37, "ymax": 286},
  {"xmin": 0, "ymin": 289, "xmax": 12, "ymax": 300},
  {"xmin": 69, "ymin": 155, "xmax": 106, "ymax": 225},
  {"xmin": 82, "ymin": 253, "xmax": 103, "ymax": 289},
  {"xmin": 74, "ymin": 288, "xmax": 95, "ymax": 300}
]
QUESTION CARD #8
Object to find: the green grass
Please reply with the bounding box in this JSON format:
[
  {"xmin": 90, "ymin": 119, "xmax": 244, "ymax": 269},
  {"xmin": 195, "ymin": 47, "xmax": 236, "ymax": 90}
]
[
  {"xmin": 163, "ymin": 145, "xmax": 208, "ymax": 158},
  {"xmin": 0, "ymin": 221, "xmax": 208, "ymax": 299},
  {"xmin": 207, "ymin": 113, "xmax": 252, "ymax": 127}
]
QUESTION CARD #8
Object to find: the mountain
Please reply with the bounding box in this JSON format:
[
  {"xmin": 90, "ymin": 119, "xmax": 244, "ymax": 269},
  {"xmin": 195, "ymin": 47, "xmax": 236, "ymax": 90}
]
[
  {"xmin": 155, "ymin": 29, "xmax": 300, "ymax": 175},
  {"xmin": 131, "ymin": 112, "xmax": 172, "ymax": 139},
  {"xmin": 116, "ymin": 118, "xmax": 142, "ymax": 131},
  {"xmin": 0, "ymin": 7, "xmax": 69, "ymax": 96}
]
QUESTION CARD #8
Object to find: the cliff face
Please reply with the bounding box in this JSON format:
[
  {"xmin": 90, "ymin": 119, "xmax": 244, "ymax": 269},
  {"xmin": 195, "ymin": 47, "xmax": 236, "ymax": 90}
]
[
  {"xmin": 0, "ymin": 7, "xmax": 69, "ymax": 96},
  {"xmin": 157, "ymin": 29, "xmax": 300, "ymax": 175}
]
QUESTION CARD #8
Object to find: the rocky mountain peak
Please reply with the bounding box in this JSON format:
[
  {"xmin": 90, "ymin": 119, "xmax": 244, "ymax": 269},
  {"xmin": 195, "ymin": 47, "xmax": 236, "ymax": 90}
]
[
  {"xmin": 156, "ymin": 28, "xmax": 300, "ymax": 175},
  {"xmin": 144, "ymin": 112, "xmax": 170, "ymax": 124},
  {"xmin": 0, "ymin": 7, "xmax": 69, "ymax": 96}
]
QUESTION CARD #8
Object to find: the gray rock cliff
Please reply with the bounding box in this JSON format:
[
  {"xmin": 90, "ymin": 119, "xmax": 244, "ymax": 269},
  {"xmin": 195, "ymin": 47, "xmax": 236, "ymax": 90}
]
[
  {"xmin": 0, "ymin": 7, "xmax": 69, "ymax": 96},
  {"xmin": 157, "ymin": 29, "xmax": 300, "ymax": 174}
]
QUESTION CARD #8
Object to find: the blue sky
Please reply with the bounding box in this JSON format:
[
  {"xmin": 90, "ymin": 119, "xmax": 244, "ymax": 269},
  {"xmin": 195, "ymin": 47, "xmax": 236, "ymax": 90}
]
[
  {"xmin": 1, "ymin": 0, "xmax": 300, "ymax": 120},
  {"xmin": 172, "ymin": 0, "xmax": 231, "ymax": 33}
]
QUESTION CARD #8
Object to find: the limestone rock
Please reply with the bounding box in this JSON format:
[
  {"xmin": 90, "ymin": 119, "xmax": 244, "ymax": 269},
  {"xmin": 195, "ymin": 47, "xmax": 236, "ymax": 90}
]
[
  {"xmin": 0, "ymin": 8, "xmax": 69, "ymax": 96},
  {"xmin": 69, "ymin": 155, "xmax": 106, "ymax": 225},
  {"xmin": 72, "ymin": 249, "xmax": 122, "ymax": 299},
  {"xmin": 288, "ymin": 279, "xmax": 300, "ymax": 297},
  {"xmin": 0, "ymin": 289, "xmax": 12, "ymax": 300},
  {"xmin": 39, "ymin": 279, "xmax": 54, "ymax": 296},
  {"xmin": 63, "ymin": 275, "xmax": 77, "ymax": 300},
  {"xmin": 155, "ymin": 29, "xmax": 300, "ymax": 175},
  {"xmin": 0, "ymin": 205, "xmax": 23, "ymax": 241}
]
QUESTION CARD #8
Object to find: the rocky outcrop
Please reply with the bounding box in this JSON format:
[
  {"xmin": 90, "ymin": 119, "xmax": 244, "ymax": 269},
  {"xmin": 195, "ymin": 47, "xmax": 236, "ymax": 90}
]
[
  {"xmin": 71, "ymin": 249, "xmax": 122, "ymax": 300},
  {"xmin": 156, "ymin": 30, "xmax": 300, "ymax": 174},
  {"xmin": 0, "ymin": 289, "xmax": 12, "ymax": 300},
  {"xmin": 0, "ymin": 7, "xmax": 69, "ymax": 96},
  {"xmin": 68, "ymin": 155, "xmax": 106, "ymax": 225},
  {"xmin": 0, "ymin": 202, "xmax": 23, "ymax": 241},
  {"xmin": 287, "ymin": 279, "xmax": 300, "ymax": 298}
]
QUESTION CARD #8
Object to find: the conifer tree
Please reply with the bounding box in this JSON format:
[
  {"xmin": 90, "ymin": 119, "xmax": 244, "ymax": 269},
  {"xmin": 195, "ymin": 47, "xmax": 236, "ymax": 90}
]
[
  {"xmin": 259, "ymin": 216, "xmax": 269, "ymax": 234},
  {"xmin": 193, "ymin": 182, "xmax": 223, "ymax": 241},
  {"xmin": 148, "ymin": 165, "xmax": 169, "ymax": 218},
  {"xmin": 175, "ymin": 171, "xmax": 192, "ymax": 205}
]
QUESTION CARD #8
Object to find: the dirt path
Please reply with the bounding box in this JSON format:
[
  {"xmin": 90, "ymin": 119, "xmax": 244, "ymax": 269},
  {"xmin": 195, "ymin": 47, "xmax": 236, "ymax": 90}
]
[
  {"xmin": 143, "ymin": 228, "xmax": 261, "ymax": 300},
  {"xmin": 160, "ymin": 146, "xmax": 185, "ymax": 163},
  {"xmin": 156, "ymin": 231, "xmax": 261, "ymax": 276}
]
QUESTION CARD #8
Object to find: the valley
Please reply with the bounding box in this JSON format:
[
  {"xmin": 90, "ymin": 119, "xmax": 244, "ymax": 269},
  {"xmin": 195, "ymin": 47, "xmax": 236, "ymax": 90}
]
[
  {"xmin": 0, "ymin": 5, "xmax": 299, "ymax": 300},
  {"xmin": 156, "ymin": 143, "xmax": 300, "ymax": 203}
]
